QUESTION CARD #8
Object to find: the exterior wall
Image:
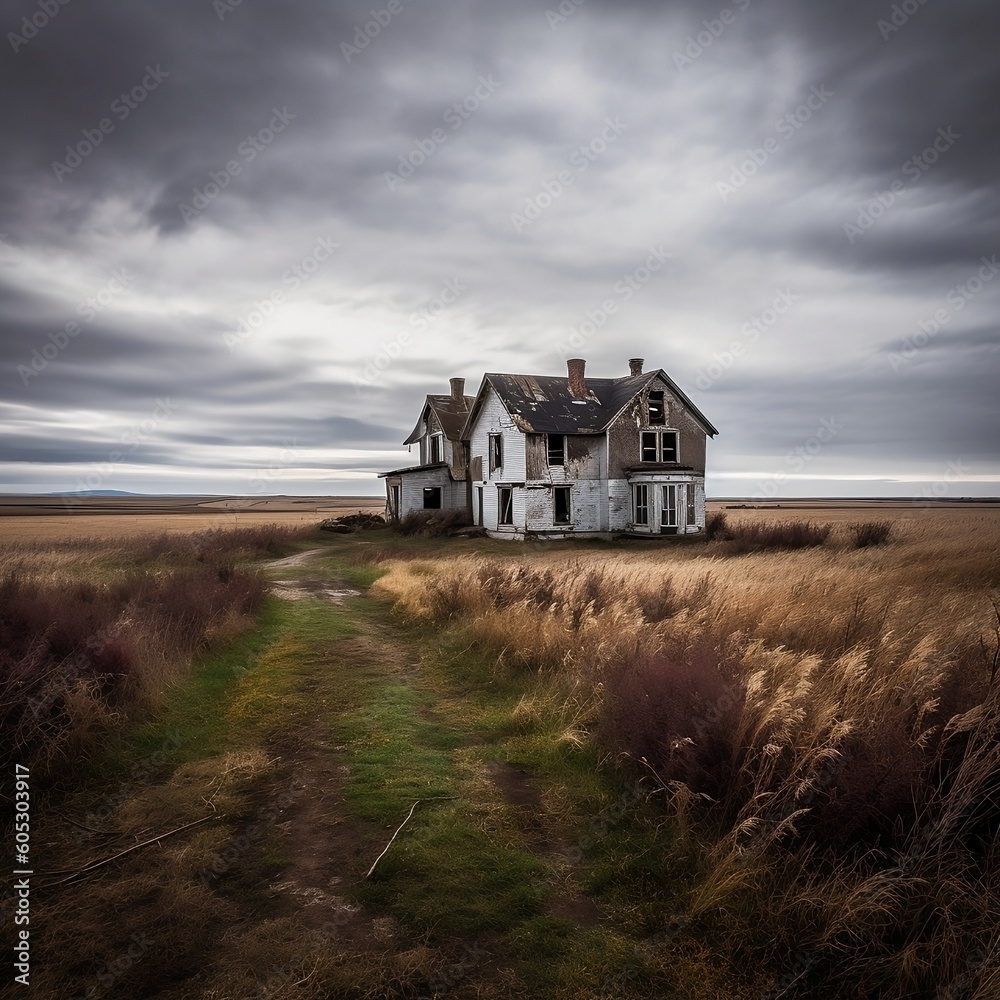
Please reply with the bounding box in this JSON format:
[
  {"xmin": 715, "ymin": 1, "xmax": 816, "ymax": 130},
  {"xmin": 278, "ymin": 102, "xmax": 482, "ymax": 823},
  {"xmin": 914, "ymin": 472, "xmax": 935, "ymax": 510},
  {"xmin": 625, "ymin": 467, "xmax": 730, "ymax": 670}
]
[
  {"xmin": 607, "ymin": 375, "xmax": 707, "ymax": 478},
  {"xmin": 468, "ymin": 384, "xmax": 528, "ymax": 535},
  {"xmin": 385, "ymin": 466, "xmax": 466, "ymax": 517}
]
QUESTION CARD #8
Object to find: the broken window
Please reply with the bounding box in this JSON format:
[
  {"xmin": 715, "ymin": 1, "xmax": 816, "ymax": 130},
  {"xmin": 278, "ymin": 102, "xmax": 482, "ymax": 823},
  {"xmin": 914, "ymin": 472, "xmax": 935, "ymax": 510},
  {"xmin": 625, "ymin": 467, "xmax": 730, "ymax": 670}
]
[
  {"xmin": 553, "ymin": 486, "xmax": 571, "ymax": 524},
  {"xmin": 648, "ymin": 390, "xmax": 665, "ymax": 425},
  {"xmin": 489, "ymin": 433, "xmax": 503, "ymax": 472},
  {"xmin": 633, "ymin": 484, "xmax": 649, "ymax": 525},
  {"xmin": 422, "ymin": 487, "xmax": 442, "ymax": 509},
  {"xmin": 686, "ymin": 484, "xmax": 697, "ymax": 527},
  {"xmin": 498, "ymin": 486, "xmax": 513, "ymax": 525},
  {"xmin": 547, "ymin": 434, "xmax": 565, "ymax": 466},
  {"xmin": 430, "ymin": 435, "xmax": 442, "ymax": 464},
  {"xmin": 640, "ymin": 430, "xmax": 679, "ymax": 463}
]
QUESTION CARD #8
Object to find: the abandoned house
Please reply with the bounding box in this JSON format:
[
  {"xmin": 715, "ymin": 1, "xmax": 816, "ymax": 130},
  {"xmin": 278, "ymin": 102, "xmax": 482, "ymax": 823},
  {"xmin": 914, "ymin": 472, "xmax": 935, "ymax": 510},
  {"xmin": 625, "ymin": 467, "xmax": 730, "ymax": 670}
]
[{"xmin": 379, "ymin": 358, "xmax": 718, "ymax": 539}]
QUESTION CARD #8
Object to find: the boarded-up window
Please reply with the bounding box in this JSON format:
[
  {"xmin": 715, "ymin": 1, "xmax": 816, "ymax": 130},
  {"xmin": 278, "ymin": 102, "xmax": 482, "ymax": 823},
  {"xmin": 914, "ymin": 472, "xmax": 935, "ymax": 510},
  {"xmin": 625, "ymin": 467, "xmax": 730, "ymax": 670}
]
[
  {"xmin": 498, "ymin": 486, "xmax": 513, "ymax": 525},
  {"xmin": 489, "ymin": 433, "xmax": 503, "ymax": 472},
  {"xmin": 553, "ymin": 486, "xmax": 571, "ymax": 524},
  {"xmin": 547, "ymin": 434, "xmax": 565, "ymax": 466},
  {"xmin": 423, "ymin": 487, "xmax": 442, "ymax": 509}
]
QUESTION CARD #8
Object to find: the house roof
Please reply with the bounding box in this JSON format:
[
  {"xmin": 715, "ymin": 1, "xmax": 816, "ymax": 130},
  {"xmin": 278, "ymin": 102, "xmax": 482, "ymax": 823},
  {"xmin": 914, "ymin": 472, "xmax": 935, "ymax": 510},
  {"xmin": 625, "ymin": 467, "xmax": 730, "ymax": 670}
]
[
  {"xmin": 403, "ymin": 393, "xmax": 475, "ymax": 445},
  {"xmin": 464, "ymin": 370, "xmax": 718, "ymax": 437}
]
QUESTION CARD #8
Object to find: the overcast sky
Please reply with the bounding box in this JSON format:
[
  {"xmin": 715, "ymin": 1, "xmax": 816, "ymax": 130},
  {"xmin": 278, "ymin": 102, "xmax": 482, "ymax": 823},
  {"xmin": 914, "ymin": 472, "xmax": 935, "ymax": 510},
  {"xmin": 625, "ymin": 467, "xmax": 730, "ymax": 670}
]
[{"xmin": 1, "ymin": 0, "xmax": 998, "ymax": 498}]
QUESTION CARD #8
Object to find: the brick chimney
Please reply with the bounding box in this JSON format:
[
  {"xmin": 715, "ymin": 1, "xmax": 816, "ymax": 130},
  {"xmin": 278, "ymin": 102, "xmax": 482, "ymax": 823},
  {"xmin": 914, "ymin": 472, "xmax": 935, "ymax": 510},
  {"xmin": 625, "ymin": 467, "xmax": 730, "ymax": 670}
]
[
  {"xmin": 449, "ymin": 377, "xmax": 465, "ymax": 401},
  {"xmin": 629, "ymin": 358, "xmax": 644, "ymax": 376},
  {"xmin": 567, "ymin": 358, "xmax": 587, "ymax": 398}
]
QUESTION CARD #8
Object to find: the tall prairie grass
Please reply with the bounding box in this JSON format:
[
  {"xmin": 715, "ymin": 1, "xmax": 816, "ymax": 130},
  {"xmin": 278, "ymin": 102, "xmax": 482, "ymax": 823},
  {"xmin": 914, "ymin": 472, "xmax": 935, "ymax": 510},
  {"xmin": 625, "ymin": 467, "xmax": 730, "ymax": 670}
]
[
  {"xmin": 371, "ymin": 512, "xmax": 1000, "ymax": 998},
  {"xmin": 0, "ymin": 524, "xmax": 308, "ymax": 778}
]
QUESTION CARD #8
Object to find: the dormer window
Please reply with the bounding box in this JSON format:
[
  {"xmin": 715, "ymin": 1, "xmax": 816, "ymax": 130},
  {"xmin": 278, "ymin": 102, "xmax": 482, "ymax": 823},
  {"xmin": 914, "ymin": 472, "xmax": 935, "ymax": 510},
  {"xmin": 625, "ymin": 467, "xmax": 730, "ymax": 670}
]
[{"xmin": 648, "ymin": 390, "xmax": 665, "ymax": 425}]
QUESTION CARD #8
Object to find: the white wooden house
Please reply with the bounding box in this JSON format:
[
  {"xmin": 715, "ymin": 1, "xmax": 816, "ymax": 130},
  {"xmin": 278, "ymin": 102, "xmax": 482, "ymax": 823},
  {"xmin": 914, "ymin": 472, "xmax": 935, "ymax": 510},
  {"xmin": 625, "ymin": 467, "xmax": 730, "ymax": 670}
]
[{"xmin": 380, "ymin": 358, "xmax": 717, "ymax": 539}]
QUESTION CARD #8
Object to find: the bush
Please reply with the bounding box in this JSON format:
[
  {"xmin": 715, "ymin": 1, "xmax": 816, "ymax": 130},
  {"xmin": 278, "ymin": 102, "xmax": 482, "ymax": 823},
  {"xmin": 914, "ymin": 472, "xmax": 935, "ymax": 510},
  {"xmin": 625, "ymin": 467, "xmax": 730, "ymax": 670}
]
[
  {"xmin": 704, "ymin": 511, "xmax": 730, "ymax": 541},
  {"xmin": 850, "ymin": 520, "xmax": 893, "ymax": 548},
  {"xmin": 719, "ymin": 519, "xmax": 831, "ymax": 554},
  {"xmin": 0, "ymin": 524, "xmax": 290, "ymax": 778}
]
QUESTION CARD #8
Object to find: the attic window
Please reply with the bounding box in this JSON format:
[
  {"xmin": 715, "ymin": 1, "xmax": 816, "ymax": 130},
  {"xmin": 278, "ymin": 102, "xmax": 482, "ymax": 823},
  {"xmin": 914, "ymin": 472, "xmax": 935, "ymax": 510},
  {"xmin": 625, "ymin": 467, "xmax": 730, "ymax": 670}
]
[
  {"xmin": 430, "ymin": 434, "xmax": 442, "ymax": 464},
  {"xmin": 547, "ymin": 434, "xmax": 564, "ymax": 466},
  {"xmin": 648, "ymin": 391, "xmax": 665, "ymax": 425}
]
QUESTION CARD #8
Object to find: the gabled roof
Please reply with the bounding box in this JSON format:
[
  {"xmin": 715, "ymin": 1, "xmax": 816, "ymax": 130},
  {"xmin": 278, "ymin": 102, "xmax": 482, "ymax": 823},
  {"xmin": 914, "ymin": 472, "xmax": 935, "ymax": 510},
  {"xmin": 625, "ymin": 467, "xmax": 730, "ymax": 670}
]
[
  {"xmin": 462, "ymin": 370, "xmax": 718, "ymax": 438},
  {"xmin": 403, "ymin": 393, "xmax": 475, "ymax": 445}
]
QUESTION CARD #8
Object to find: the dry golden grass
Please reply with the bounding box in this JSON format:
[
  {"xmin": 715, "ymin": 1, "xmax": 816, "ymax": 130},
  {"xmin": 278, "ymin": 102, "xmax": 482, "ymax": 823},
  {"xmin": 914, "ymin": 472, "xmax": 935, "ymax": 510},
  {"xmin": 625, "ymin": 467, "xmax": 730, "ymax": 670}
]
[{"xmin": 369, "ymin": 508, "xmax": 1000, "ymax": 998}]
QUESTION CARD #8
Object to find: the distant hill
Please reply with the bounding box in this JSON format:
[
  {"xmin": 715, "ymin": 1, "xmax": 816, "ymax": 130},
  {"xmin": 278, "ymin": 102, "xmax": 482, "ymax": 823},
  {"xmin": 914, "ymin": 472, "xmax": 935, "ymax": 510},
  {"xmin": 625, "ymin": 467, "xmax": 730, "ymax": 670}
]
[{"xmin": 50, "ymin": 489, "xmax": 140, "ymax": 497}]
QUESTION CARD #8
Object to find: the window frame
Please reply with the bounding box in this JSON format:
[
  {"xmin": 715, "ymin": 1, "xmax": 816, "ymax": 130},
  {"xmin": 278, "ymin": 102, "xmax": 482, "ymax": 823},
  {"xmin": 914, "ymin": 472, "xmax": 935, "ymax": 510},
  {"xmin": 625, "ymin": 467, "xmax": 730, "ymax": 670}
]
[
  {"xmin": 422, "ymin": 486, "xmax": 442, "ymax": 510},
  {"xmin": 633, "ymin": 483, "xmax": 649, "ymax": 525},
  {"xmin": 661, "ymin": 484, "xmax": 678, "ymax": 527},
  {"xmin": 547, "ymin": 433, "xmax": 565, "ymax": 466},
  {"xmin": 639, "ymin": 429, "xmax": 679, "ymax": 463},
  {"xmin": 553, "ymin": 486, "xmax": 572, "ymax": 525},
  {"xmin": 497, "ymin": 486, "xmax": 514, "ymax": 525},
  {"xmin": 686, "ymin": 484, "xmax": 696, "ymax": 528},
  {"xmin": 648, "ymin": 390, "xmax": 666, "ymax": 425},
  {"xmin": 429, "ymin": 433, "xmax": 443, "ymax": 464},
  {"xmin": 489, "ymin": 433, "xmax": 503, "ymax": 473}
]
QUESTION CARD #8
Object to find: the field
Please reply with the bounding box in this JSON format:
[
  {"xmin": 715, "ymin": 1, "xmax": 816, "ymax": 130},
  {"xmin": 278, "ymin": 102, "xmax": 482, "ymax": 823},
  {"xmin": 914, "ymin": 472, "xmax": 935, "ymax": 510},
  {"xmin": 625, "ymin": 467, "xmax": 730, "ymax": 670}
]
[{"xmin": 3, "ymin": 501, "xmax": 998, "ymax": 998}]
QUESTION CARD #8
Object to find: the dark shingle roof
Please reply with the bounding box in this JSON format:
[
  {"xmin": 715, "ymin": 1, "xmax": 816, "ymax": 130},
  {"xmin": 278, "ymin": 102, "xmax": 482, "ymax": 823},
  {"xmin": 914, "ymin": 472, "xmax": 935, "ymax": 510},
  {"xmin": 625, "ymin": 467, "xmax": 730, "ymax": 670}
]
[
  {"xmin": 474, "ymin": 370, "xmax": 718, "ymax": 436},
  {"xmin": 403, "ymin": 394, "xmax": 475, "ymax": 445}
]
